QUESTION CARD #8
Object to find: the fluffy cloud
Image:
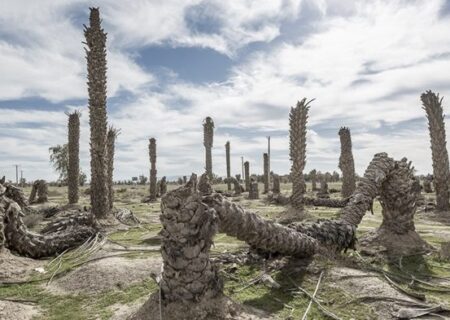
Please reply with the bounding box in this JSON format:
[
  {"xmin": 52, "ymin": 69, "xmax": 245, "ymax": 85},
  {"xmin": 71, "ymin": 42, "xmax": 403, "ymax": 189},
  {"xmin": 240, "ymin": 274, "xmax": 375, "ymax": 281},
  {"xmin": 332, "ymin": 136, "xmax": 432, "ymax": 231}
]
[{"xmin": 1, "ymin": 0, "xmax": 450, "ymax": 182}]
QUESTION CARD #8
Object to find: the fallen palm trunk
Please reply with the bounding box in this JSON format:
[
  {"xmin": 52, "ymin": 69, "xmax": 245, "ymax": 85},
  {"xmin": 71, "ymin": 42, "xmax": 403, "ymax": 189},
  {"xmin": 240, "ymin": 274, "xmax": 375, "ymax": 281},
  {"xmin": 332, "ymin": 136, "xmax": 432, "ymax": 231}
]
[
  {"xmin": 203, "ymin": 193, "xmax": 318, "ymax": 257},
  {"xmin": 1, "ymin": 200, "xmax": 96, "ymax": 259},
  {"xmin": 304, "ymin": 197, "xmax": 348, "ymax": 208}
]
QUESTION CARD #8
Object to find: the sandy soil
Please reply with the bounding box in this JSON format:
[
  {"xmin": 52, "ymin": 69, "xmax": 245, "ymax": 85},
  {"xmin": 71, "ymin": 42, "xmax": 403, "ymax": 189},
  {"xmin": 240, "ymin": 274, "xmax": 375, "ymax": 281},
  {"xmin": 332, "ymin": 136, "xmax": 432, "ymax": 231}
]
[
  {"xmin": 0, "ymin": 249, "xmax": 46, "ymax": 282},
  {"xmin": 0, "ymin": 300, "xmax": 40, "ymax": 320},
  {"xmin": 47, "ymin": 254, "xmax": 162, "ymax": 294},
  {"xmin": 330, "ymin": 267, "xmax": 424, "ymax": 320}
]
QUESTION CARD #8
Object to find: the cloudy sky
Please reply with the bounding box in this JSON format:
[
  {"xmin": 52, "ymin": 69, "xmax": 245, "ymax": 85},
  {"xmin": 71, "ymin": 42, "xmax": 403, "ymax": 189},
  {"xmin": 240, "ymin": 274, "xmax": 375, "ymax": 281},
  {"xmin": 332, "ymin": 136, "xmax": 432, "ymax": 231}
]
[{"xmin": 1, "ymin": 0, "xmax": 450, "ymax": 182}]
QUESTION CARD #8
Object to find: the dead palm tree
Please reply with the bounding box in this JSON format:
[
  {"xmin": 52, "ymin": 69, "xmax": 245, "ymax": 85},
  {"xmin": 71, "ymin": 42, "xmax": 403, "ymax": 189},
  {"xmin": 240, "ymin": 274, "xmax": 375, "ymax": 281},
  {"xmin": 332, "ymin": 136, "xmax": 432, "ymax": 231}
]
[
  {"xmin": 106, "ymin": 127, "xmax": 119, "ymax": 210},
  {"xmin": 289, "ymin": 98, "xmax": 312, "ymax": 210},
  {"xmin": 149, "ymin": 138, "xmax": 157, "ymax": 201},
  {"xmin": 203, "ymin": 117, "xmax": 214, "ymax": 180},
  {"xmin": 85, "ymin": 7, "xmax": 109, "ymax": 218},
  {"xmin": 244, "ymin": 161, "xmax": 250, "ymax": 191},
  {"xmin": 338, "ymin": 127, "xmax": 356, "ymax": 198},
  {"xmin": 225, "ymin": 141, "xmax": 231, "ymax": 191},
  {"xmin": 421, "ymin": 91, "xmax": 450, "ymax": 212},
  {"xmin": 67, "ymin": 111, "xmax": 81, "ymax": 204},
  {"xmin": 263, "ymin": 153, "xmax": 269, "ymax": 193}
]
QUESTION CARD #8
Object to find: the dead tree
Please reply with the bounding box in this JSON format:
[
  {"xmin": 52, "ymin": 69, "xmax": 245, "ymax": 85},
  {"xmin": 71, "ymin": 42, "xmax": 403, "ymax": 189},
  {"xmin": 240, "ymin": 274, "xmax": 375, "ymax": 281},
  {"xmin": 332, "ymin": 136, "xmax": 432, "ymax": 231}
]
[
  {"xmin": 67, "ymin": 111, "xmax": 80, "ymax": 204},
  {"xmin": 244, "ymin": 161, "xmax": 250, "ymax": 191},
  {"xmin": 131, "ymin": 176, "xmax": 223, "ymax": 319},
  {"xmin": 29, "ymin": 180, "xmax": 48, "ymax": 204},
  {"xmin": 317, "ymin": 179, "xmax": 329, "ymax": 199},
  {"xmin": 263, "ymin": 153, "xmax": 269, "ymax": 194},
  {"xmin": 289, "ymin": 98, "xmax": 311, "ymax": 211},
  {"xmin": 85, "ymin": 7, "xmax": 109, "ymax": 218},
  {"xmin": 149, "ymin": 138, "xmax": 157, "ymax": 202},
  {"xmin": 423, "ymin": 175, "xmax": 433, "ymax": 193},
  {"xmin": 338, "ymin": 127, "xmax": 356, "ymax": 198},
  {"xmin": 272, "ymin": 173, "xmax": 280, "ymax": 194},
  {"xmin": 159, "ymin": 176, "xmax": 167, "ymax": 196},
  {"xmin": 0, "ymin": 180, "xmax": 96, "ymax": 258},
  {"xmin": 203, "ymin": 117, "xmax": 214, "ymax": 180},
  {"xmin": 225, "ymin": 141, "xmax": 231, "ymax": 191},
  {"xmin": 422, "ymin": 91, "xmax": 450, "ymax": 212},
  {"xmin": 106, "ymin": 126, "xmax": 119, "ymax": 210},
  {"xmin": 248, "ymin": 179, "xmax": 259, "ymax": 200}
]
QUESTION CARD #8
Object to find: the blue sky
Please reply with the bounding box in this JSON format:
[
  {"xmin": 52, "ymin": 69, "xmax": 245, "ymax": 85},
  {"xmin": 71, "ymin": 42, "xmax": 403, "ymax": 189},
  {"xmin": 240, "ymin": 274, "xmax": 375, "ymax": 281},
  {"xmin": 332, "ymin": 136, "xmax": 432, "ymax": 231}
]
[{"xmin": 1, "ymin": 0, "xmax": 450, "ymax": 181}]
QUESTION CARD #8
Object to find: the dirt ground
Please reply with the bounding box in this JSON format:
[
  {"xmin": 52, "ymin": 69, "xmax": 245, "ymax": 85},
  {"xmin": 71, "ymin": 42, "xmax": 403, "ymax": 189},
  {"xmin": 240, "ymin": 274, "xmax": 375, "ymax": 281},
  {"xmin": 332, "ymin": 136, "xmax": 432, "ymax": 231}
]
[{"xmin": 1, "ymin": 182, "xmax": 450, "ymax": 319}]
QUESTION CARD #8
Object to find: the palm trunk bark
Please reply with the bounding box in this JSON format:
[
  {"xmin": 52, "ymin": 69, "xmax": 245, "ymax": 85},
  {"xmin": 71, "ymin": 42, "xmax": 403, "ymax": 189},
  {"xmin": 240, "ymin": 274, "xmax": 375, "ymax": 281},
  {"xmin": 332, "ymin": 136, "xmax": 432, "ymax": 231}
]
[
  {"xmin": 338, "ymin": 127, "xmax": 356, "ymax": 198},
  {"xmin": 149, "ymin": 138, "xmax": 157, "ymax": 201},
  {"xmin": 106, "ymin": 127, "xmax": 118, "ymax": 210},
  {"xmin": 225, "ymin": 141, "xmax": 231, "ymax": 191},
  {"xmin": 160, "ymin": 175, "xmax": 222, "ymax": 302},
  {"xmin": 244, "ymin": 161, "xmax": 250, "ymax": 191},
  {"xmin": 203, "ymin": 193, "xmax": 318, "ymax": 257},
  {"xmin": 421, "ymin": 90, "xmax": 450, "ymax": 212},
  {"xmin": 289, "ymin": 98, "xmax": 311, "ymax": 211},
  {"xmin": 263, "ymin": 153, "xmax": 269, "ymax": 194},
  {"xmin": 85, "ymin": 7, "xmax": 109, "ymax": 218},
  {"xmin": 68, "ymin": 111, "xmax": 80, "ymax": 204},
  {"xmin": 203, "ymin": 117, "xmax": 214, "ymax": 180}
]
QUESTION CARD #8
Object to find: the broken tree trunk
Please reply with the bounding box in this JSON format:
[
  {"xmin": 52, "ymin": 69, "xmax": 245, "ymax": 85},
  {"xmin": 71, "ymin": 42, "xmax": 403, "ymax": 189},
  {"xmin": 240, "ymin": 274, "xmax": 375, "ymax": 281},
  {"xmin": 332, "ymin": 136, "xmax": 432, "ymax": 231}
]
[
  {"xmin": 149, "ymin": 138, "xmax": 157, "ymax": 202},
  {"xmin": 244, "ymin": 161, "xmax": 250, "ymax": 192},
  {"xmin": 263, "ymin": 153, "xmax": 269, "ymax": 194},
  {"xmin": 225, "ymin": 141, "xmax": 231, "ymax": 191},
  {"xmin": 0, "ymin": 181, "xmax": 96, "ymax": 259}
]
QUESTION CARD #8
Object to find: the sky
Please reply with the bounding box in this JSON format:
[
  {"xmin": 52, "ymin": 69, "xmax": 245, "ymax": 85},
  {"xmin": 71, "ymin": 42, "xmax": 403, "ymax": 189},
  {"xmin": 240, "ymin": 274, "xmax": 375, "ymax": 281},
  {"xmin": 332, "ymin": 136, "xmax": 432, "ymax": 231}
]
[{"xmin": 1, "ymin": 0, "xmax": 450, "ymax": 182}]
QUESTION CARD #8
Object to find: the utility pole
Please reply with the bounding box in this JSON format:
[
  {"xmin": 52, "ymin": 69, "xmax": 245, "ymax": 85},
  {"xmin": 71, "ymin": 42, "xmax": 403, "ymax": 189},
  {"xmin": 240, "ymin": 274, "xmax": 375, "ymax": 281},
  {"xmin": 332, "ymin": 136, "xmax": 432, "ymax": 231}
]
[
  {"xmin": 267, "ymin": 136, "xmax": 271, "ymax": 188},
  {"xmin": 20, "ymin": 170, "xmax": 23, "ymax": 187},
  {"xmin": 15, "ymin": 165, "xmax": 19, "ymax": 186}
]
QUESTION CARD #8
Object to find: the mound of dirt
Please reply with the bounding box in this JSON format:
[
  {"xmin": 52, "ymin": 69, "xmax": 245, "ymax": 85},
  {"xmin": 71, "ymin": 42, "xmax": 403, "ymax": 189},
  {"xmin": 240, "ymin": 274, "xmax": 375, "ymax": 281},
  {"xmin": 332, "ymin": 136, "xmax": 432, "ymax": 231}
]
[
  {"xmin": 0, "ymin": 300, "xmax": 40, "ymax": 320},
  {"xmin": 330, "ymin": 267, "xmax": 419, "ymax": 320},
  {"xmin": 48, "ymin": 255, "xmax": 162, "ymax": 294},
  {"xmin": 0, "ymin": 249, "xmax": 46, "ymax": 282},
  {"xmin": 129, "ymin": 293, "xmax": 272, "ymax": 320}
]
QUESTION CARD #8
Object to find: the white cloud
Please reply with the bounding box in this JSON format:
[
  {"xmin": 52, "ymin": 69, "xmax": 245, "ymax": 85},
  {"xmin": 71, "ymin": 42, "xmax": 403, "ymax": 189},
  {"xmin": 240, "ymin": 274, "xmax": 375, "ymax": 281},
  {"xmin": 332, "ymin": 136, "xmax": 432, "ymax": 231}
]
[{"xmin": 2, "ymin": 0, "xmax": 450, "ymax": 182}]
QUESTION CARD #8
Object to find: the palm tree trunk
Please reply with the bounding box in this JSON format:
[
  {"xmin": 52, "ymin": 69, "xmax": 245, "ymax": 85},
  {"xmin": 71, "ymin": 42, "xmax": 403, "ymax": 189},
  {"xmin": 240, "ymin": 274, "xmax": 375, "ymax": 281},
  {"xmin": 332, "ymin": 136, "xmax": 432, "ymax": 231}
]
[
  {"xmin": 203, "ymin": 117, "xmax": 214, "ymax": 180},
  {"xmin": 0, "ymin": 190, "xmax": 96, "ymax": 258},
  {"xmin": 149, "ymin": 138, "xmax": 157, "ymax": 201},
  {"xmin": 203, "ymin": 194, "xmax": 318, "ymax": 257},
  {"xmin": 338, "ymin": 127, "xmax": 356, "ymax": 198},
  {"xmin": 225, "ymin": 141, "xmax": 231, "ymax": 191},
  {"xmin": 68, "ymin": 111, "xmax": 80, "ymax": 204},
  {"xmin": 289, "ymin": 98, "xmax": 311, "ymax": 211},
  {"xmin": 421, "ymin": 91, "xmax": 450, "ymax": 212},
  {"xmin": 85, "ymin": 8, "xmax": 109, "ymax": 218},
  {"xmin": 244, "ymin": 161, "xmax": 250, "ymax": 191},
  {"xmin": 106, "ymin": 127, "xmax": 119, "ymax": 210},
  {"xmin": 263, "ymin": 153, "xmax": 269, "ymax": 194},
  {"xmin": 160, "ymin": 175, "xmax": 222, "ymax": 302}
]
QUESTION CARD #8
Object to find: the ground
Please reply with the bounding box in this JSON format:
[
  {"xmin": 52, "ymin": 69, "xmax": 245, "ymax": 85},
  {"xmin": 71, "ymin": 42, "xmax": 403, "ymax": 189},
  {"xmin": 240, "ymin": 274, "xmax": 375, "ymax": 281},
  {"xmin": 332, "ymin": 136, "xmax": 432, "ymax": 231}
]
[{"xmin": 1, "ymin": 182, "xmax": 450, "ymax": 319}]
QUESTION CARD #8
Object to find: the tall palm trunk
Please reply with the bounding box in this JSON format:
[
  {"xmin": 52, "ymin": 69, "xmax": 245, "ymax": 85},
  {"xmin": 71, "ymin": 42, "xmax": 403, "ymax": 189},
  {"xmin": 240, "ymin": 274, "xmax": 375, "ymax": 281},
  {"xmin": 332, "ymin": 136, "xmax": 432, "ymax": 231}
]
[
  {"xmin": 289, "ymin": 99, "xmax": 311, "ymax": 210},
  {"xmin": 203, "ymin": 117, "xmax": 214, "ymax": 180},
  {"xmin": 68, "ymin": 111, "xmax": 80, "ymax": 204},
  {"xmin": 338, "ymin": 127, "xmax": 356, "ymax": 198},
  {"xmin": 106, "ymin": 127, "xmax": 119, "ymax": 210},
  {"xmin": 85, "ymin": 7, "xmax": 109, "ymax": 218},
  {"xmin": 149, "ymin": 138, "xmax": 157, "ymax": 201},
  {"xmin": 244, "ymin": 161, "xmax": 250, "ymax": 191},
  {"xmin": 421, "ymin": 91, "xmax": 450, "ymax": 212},
  {"xmin": 225, "ymin": 141, "xmax": 231, "ymax": 191},
  {"xmin": 263, "ymin": 153, "xmax": 269, "ymax": 194}
]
